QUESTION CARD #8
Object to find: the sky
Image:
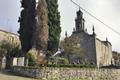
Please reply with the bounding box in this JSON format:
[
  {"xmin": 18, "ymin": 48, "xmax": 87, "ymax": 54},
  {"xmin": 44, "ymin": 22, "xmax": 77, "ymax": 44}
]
[
  {"xmin": 0, "ymin": 0, "xmax": 20, "ymax": 32},
  {"xmin": 0, "ymin": 0, "xmax": 120, "ymax": 52}
]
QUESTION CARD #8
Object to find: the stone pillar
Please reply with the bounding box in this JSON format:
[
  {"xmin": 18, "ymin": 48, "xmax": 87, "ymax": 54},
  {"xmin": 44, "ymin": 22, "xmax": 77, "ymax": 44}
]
[
  {"xmin": 1, "ymin": 56, "xmax": 6, "ymax": 69},
  {"xmin": 17, "ymin": 57, "xmax": 25, "ymax": 66},
  {"xmin": 13, "ymin": 57, "xmax": 18, "ymax": 66}
]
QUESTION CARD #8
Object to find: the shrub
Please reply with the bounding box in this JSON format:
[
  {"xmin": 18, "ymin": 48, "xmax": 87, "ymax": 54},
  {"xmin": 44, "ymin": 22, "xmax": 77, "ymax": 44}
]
[
  {"xmin": 44, "ymin": 64, "xmax": 96, "ymax": 68},
  {"xmin": 28, "ymin": 50, "xmax": 37, "ymax": 66},
  {"xmin": 57, "ymin": 57, "xmax": 69, "ymax": 64}
]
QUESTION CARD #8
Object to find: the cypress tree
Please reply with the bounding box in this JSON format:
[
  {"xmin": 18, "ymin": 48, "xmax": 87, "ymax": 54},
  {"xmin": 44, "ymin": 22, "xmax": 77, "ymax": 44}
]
[
  {"xmin": 18, "ymin": 0, "xmax": 36, "ymax": 54},
  {"xmin": 46, "ymin": 0, "xmax": 61, "ymax": 52},
  {"xmin": 34, "ymin": 0, "xmax": 48, "ymax": 51},
  {"xmin": 32, "ymin": 0, "xmax": 49, "ymax": 65}
]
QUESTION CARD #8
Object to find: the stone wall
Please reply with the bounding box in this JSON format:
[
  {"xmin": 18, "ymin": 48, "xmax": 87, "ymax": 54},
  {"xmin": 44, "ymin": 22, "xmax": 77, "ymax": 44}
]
[
  {"xmin": 0, "ymin": 29, "xmax": 20, "ymax": 45},
  {"xmin": 70, "ymin": 31, "xmax": 113, "ymax": 67},
  {"xmin": 71, "ymin": 32, "xmax": 97, "ymax": 65},
  {"xmin": 11, "ymin": 66, "xmax": 120, "ymax": 80}
]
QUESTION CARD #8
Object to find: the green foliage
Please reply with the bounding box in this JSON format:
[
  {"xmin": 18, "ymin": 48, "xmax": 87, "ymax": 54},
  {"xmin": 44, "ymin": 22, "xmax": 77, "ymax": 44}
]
[
  {"xmin": 28, "ymin": 50, "xmax": 37, "ymax": 66},
  {"xmin": 46, "ymin": 0, "xmax": 61, "ymax": 52},
  {"xmin": 46, "ymin": 51, "xmax": 53, "ymax": 57},
  {"xmin": 0, "ymin": 40, "xmax": 9, "ymax": 55},
  {"xmin": 11, "ymin": 45, "xmax": 22, "ymax": 57},
  {"xmin": 112, "ymin": 51, "xmax": 120, "ymax": 61},
  {"xmin": 62, "ymin": 37, "xmax": 81, "ymax": 55},
  {"xmin": 0, "ymin": 40, "xmax": 21, "ymax": 57},
  {"xmin": 60, "ymin": 37, "xmax": 83, "ymax": 64},
  {"xmin": 18, "ymin": 0, "xmax": 36, "ymax": 53},
  {"xmin": 44, "ymin": 64, "xmax": 96, "ymax": 68},
  {"xmin": 45, "ymin": 51, "xmax": 53, "ymax": 62},
  {"xmin": 43, "ymin": 77, "xmax": 90, "ymax": 80},
  {"xmin": 34, "ymin": 0, "xmax": 48, "ymax": 51},
  {"xmin": 0, "ymin": 40, "xmax": 21, "ymax": 69},
  {"xmin": 57, "ymin": 57, "xmax": 69, "ymax": 64},
  {"xmin": 18, "ymin": 0, "xmax": 61, "ymax": 66}
]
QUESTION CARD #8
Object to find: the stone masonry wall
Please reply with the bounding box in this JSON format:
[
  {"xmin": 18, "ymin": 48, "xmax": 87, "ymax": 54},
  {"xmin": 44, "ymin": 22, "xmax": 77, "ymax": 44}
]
[
  {"xmin": 71, "ymin": 32, "xmax": 97, "ymax": 65},
  {"xmin": 12, "ymin": 66, "xmax": 120, "ymax": 80},
  {"xmin": 0, "ymin": 30, "xmax": 20, "ymax": 44}
]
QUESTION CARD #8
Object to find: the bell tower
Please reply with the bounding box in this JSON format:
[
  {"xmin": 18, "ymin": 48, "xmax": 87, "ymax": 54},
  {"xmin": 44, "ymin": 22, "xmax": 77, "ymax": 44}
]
[{"xmin": 75, "ymin": 9, "xmax": 85, "ymax": 32}]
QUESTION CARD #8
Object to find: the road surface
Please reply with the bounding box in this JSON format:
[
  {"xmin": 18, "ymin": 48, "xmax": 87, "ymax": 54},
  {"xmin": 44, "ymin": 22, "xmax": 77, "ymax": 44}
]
[{"xmin": 0, "ymin": 72, "xmax": 37, "ymax": 80}]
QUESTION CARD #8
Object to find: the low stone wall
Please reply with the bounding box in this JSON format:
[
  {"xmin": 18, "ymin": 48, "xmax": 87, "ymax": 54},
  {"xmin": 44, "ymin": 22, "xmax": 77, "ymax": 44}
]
[
  {"xmin": 11, "ymin": 66, "xmax": 120, "ymax": 80},
  {"xmin": 11, "ymin": 66, "xmax": 40, "ymax": 78}
]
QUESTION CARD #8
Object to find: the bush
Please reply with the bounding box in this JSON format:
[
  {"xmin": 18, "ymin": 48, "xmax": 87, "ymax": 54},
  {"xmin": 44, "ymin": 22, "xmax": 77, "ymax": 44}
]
[
  {"xmin": 57, "ymin": 57, "xmax": 69, "ymax": 64},
  {"xmin": 101, "ymin": 65, "xmax": 120, "ymax": 69},
  {"xmin": 28, "ymin": 50, "xmax": 37, "ymax": 66},
  {"xmin": 43, "ymin": 64, "xmax": 96, "ymax": 68}
]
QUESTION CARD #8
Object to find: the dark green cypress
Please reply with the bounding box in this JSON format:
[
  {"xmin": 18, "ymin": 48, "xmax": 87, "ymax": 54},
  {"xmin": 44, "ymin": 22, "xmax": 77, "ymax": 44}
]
[
  {"xmin": 18, "ymin": 0, "xmax": 36, "ymax": 53},
  {"xmin": 46, "ymin": 0, "xmax": 61, "ymax": 52}
]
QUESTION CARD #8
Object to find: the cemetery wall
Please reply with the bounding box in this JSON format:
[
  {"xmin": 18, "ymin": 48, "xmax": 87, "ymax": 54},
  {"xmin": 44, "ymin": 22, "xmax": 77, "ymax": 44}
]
[{"xmin": 12, "ymin": 66, "xmax": 120, "ymax": 80}]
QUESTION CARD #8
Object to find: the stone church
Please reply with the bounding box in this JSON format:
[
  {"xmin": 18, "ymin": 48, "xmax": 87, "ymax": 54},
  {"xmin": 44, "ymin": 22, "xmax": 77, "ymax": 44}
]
[{"xmin": 66, "ymin": 9, "xmax": 113, "ymax": 67}]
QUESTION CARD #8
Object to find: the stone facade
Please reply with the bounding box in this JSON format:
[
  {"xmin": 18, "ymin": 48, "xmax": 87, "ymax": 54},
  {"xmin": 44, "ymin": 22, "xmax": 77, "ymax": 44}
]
[
  {"xmin": 67, "ymin": 9, "xmax": 113, "ymax": 67},
  {"xmin": 12, "ymin": 66, "xmax": 120, "ymax": 80},
  {"xmin": 96, "ymin": 39, "xmax": 113, "ymax": 67},
  {"xmin": 70, "ymin": 31, "xmax": 97, "ymax": 65},
  {"xmin": 0, "ymin": 29, "xmax": 20, "ymax": 45}
]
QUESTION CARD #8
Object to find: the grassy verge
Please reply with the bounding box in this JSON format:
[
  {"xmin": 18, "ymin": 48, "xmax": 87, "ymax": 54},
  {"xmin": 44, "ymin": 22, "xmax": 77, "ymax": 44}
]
[
  {"xmin": 43, "ymin": 64, "xmax": 96, "ymax": 68},
  {"xmin": 38, "ymin": 77, "xmax": 91, "ymax": 80}
]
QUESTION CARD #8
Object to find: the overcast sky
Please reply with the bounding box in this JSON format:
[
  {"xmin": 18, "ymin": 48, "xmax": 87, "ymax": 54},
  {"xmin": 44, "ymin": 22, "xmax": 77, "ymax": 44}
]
[{"xmin": 0, "ymin": 0, "xmax": 120, "ymax": 52}]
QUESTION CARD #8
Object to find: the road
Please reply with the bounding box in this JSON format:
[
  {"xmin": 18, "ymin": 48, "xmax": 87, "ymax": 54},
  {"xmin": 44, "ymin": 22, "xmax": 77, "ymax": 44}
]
[{"xmin": 0, "ymin": 72, "xmax": 37, "ymax": 80}]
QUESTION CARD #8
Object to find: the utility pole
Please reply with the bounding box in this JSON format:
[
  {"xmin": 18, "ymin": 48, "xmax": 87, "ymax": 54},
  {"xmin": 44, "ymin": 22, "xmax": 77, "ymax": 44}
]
[{"xmin": 6, "ymin": 19, "xmax": 9, "ymax": 28}]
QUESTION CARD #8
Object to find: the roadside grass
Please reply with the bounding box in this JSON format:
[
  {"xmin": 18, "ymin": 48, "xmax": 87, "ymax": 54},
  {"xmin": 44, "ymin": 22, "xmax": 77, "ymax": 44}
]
[{"xmin": 38, "ymin": 77, "xmax": 90, "ymax": 80}]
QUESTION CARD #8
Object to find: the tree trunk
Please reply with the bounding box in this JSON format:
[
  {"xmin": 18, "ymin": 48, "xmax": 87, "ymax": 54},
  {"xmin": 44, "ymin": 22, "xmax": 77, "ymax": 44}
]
[{"xmin": 24, "ymin": 52, "xmax": 28, "ymax": 66}]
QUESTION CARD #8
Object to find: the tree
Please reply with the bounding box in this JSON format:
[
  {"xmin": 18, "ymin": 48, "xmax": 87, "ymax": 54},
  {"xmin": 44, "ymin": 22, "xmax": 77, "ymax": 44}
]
[
  {"xmin": 0, "ymin": 40, "xmax": 21, "ymax": 69},
  {"xmin": 27, "ymin": 49, "xmax": 37, "ymax": 66},
  {"xmin": 32, "ymin": 0, "xmax": 48, "ymax": 65},
  {"xmin": 18, "ymin": 0, "xmax": 36, "ymax": 54},
  {"xmin": 61, "ymin": 37, "xmax": 82, "ymax": 64},
  {"xmin": 18, "ymin": 0, "xmax": 61, "ymax": 66},
  {"xmin": 34, "ymin": 0, "xmax": 48, "ymax": 51},
  {"xmin": 18, "ymin": 0, "xmax": 36, "ymax": 66},
  {"xmin": 63, "ymin": 37, "xmax": 81, "ymax": 54},
  {"xmin": 46, "ymin": 0, "xmax": 61, "ymax": 53},
  {"xmin": 112, "ymin": 51, "xmax": 120, "ymax": 64}
]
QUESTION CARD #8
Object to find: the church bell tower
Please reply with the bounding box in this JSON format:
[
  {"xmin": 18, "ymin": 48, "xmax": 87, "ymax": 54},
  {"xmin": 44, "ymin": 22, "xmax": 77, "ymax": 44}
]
[{"xmin": 75, "ymin": 9, "xmax": 85, "ymax": 32}]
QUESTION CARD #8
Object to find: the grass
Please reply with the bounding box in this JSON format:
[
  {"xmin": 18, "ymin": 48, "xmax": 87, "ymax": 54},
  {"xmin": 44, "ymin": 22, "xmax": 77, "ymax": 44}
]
[
  {"xmin": 0, "ymin": 72, "xmax": 90, "ymax": 80},
  {"xmin": 0, "ymin": 72, "xmax": 37, "ymax": 80},
  {"xmin": 38, "ymin": 77, "xmax": 90, "ymax": 80}
]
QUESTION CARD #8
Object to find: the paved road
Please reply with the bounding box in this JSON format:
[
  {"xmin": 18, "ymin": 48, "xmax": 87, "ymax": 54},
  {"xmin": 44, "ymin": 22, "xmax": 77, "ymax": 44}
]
[{"xmin": 0, "ymin": 72, "xmax": 37, "ymax": 80}]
